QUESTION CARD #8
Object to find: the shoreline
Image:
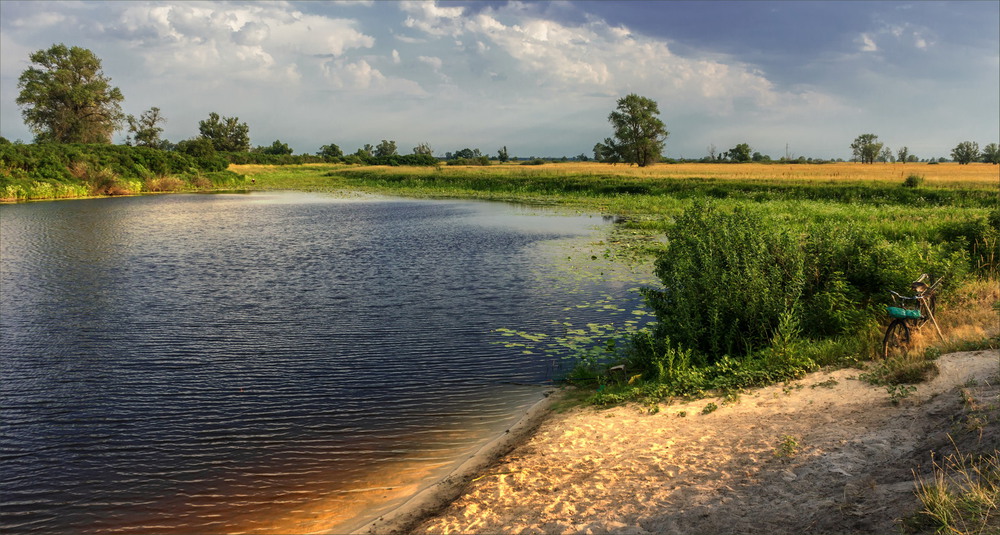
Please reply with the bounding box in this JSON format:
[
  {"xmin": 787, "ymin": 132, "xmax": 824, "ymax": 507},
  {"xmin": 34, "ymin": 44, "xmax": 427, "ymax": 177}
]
[
  {"xmin": 404, "ymin": 350, "xmax": 998, "ymax": 535},
  {"xmin": 351, "ymin": 388, "xmax": 562, "ymax": 535}
]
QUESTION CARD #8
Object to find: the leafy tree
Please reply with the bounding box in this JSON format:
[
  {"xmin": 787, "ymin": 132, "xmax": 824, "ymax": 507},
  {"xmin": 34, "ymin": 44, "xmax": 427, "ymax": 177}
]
[
  {"xmin": 982, "ymin": 142, "xmax": 1000, "ymax": 164},
  {"xmin": 452, "ymin": 148, "xmax": 481, "ymax": 159},
  {"xmin": 198, "ymin": 112, "xmax": 250, "ymax": 152},
  {"xmin": 850, "ymin": 134, "xmax": 883, "ymax": 164},
  {"xmin": 16, "ymin": 43, "xmax": 125, "ymax": 143},
  {"xmin": 951, "ymin": 141, "xmax": 980, "ymax": 165},
  {"xmin": 878, "ymin": 147, "xmax": 894, "ymax": 163},
  {"xmin": 593, "ymin": 142, "xmax": 617, "ymax": 163},
  {"xmin": 752, "ymin": 151, "xmax": 771, "ymax": 162},
  {"xmin": 498, "ymin": 146, "xmax": 509, "ymax": 163},
  {"xmin": 258, "ymin": 139, "xmax": 292, "ymax": 155},
  {"xmin": 318, "ymin": 143, "xmax": 343, "ymax": 158},
  {"xmin": 126, "ymin": 107, "xmax": 165, "ymax": 148},
  {"xmin": 413, "ymin": 142, "xmax": 433, "ymax": 156},
  {"xmin": 176, "ymin": 137, "xmax": 217, "ymax": 159},
  {"xmin": 374, "ymin": 140, "xmax": 397, "ymax": 158},
  {"xmin": 355, "ymin": 144, "xmax": 374, "ymax": 158},
  {"xmin": 605, "ymin": 94, "xmax": 669, "ymax": 167},
  {"xmin": 727, "ymin": 143, "xmax": 752, "ymax": 163},
  {"xmin": 896, "ymin": 146, "xmax": 910, "ymax": 164}
]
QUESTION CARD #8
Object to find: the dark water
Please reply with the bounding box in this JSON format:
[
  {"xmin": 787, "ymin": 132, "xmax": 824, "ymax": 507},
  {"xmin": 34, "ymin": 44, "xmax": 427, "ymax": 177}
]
[{"xmin": 0, "ymin": 192, "xmax": 649, "ymax": 534}]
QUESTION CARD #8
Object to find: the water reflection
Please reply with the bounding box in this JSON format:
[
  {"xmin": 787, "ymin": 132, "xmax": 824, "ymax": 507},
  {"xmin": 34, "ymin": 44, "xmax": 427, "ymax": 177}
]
[{"xmin": 0, "ymin": 192, "xmax": 650, "ymax": 534}]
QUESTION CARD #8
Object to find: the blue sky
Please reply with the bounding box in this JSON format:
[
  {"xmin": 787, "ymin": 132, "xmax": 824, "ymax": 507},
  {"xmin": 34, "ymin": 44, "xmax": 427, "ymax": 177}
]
[{"xmin": 1, "ymin": 1, "xmax": 997, "ymax": 160}]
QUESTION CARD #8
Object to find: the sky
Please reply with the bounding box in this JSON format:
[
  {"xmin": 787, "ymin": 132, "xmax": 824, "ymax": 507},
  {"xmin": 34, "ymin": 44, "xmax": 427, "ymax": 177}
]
[{"xmin": 1, "ymin": 0, "xmax": 998, "ymax": 160}]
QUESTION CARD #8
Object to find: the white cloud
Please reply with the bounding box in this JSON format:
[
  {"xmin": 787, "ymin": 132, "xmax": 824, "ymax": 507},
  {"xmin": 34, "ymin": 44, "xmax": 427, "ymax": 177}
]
[
  {"xmin": 107, "ymin": 2, "xmax": 375, "ymax": 82},
  {"xmin": 859, "ymin": 33, "xmax": 878, "ymax": 52},
  {"xmin": 322, "ymin": 58, "xmax": 384, "ymax": 89},
  {"xmin": 417, "ymin": 55, "xmax": 442, "ymax": 71},
  {"xmin": 399, "ymin": 0, "xmax": 465, "ymax": 37}
]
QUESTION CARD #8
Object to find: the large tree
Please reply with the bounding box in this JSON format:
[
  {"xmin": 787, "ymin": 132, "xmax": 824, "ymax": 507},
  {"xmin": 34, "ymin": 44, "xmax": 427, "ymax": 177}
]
[
  {"xmin": 374, "ymin": 139, "xmax": 398, "ymax": 158},
  {"xmin": 199, "ymin": 112, "xmax": 250, "ymax": 152},
  {"xmin": 16, "ymin": 43, "xmax": 125, "ymax": 143},
  {"xmin": 318, "ymin": 143, "xmax": 343, "ymax": 158},
  {"xmin": 982, "ymin": 143, "xmax": 1000, "ymax": 164},
  {"xmin": 850, "ymin": 134, "xmax": 883, "ymax": 164},
  {"xmin": 606, "ymin": 94, "xmax": 669, "ymax": 167},
  {"xmin": 951, "ymin": 141, "xmax": 980, "ymax": 165},
  {"xmin": 413, "ymin": 142, "xmax": 433, "ymax": 156},
  {"xmin": 126, "ymin": 107, "xmax": 165, "ymax": 148},
  {"xmin": 727, "ymin": 143, "xmax": 752, "ymax": 163}
]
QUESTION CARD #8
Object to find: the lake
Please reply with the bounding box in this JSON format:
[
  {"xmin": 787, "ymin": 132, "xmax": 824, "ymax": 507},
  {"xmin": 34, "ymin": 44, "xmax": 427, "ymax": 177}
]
[{"xmin": 0, "ymin": 192, "xmax": 652, "ymax": 534}]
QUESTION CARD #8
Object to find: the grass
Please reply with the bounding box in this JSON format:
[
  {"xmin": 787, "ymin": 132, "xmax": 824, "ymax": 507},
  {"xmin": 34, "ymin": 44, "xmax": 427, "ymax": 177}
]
[{"xmin": 912, "ymin": 447, "xmax": 1000, "ymax": 534}]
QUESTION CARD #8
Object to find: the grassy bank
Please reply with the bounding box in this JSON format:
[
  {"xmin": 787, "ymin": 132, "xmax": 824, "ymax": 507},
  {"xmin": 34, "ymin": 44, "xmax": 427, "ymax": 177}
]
[{"xmin": 0, "ymin": 143, "xmax": 247, "ymax": 201}]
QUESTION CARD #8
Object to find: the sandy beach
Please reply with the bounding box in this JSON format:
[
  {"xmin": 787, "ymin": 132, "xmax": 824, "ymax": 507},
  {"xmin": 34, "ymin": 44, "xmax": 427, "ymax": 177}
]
[{"xmin": 358, "ymin": 350, "xmax": 998, "ymax": 535}]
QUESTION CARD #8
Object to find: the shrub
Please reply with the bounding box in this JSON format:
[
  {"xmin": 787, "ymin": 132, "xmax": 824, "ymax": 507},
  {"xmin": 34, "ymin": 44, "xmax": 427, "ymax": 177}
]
[
  {"xmin": 643, "ymin": 201, "xmax": 806, "ymax": 360},
  {"xmin": 903, "ymin": 174, "xmax": 925, "ymax": 188}
]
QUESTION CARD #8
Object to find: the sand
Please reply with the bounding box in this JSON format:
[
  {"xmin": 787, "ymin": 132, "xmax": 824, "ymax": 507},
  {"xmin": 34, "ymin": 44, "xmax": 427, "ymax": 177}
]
[{"xmin": 359, "ymin": 350, "xmax": 999, "ymax": 535}]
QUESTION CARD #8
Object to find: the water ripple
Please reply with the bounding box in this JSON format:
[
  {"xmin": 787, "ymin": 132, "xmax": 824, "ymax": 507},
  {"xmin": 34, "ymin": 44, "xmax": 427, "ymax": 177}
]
[{"xmin": 1, "ymin": 193, "xmax": 649, "ymax": 534}]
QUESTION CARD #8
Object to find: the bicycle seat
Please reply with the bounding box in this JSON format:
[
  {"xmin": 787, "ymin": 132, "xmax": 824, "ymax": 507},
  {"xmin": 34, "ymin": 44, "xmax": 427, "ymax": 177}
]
[{"xmin": 887, "ymin": 306, "xmax": 922, "ymax": 320}]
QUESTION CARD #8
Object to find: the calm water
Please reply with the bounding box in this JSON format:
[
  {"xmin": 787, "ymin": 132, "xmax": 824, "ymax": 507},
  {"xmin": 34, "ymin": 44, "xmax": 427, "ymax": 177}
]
[{"xmin": 0, "ymin": 192, "xmax": 649, "ymax": 534}]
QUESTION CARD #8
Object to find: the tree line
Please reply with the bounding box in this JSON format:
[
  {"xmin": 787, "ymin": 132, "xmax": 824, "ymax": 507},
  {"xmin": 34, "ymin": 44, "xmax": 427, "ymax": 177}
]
[{"xmin": 9, "ymin": 44, "xmax": 1000, "ymax": 168}]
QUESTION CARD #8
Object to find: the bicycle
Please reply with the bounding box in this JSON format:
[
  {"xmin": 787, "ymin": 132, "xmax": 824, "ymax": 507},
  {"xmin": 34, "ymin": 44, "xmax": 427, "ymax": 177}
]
[{"xmin": 882, "ymin": 274, "xmax": 944, "ymax": 359}]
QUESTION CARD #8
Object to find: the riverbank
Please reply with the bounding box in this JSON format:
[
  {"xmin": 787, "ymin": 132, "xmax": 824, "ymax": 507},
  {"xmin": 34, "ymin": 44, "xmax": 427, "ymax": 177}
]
[{"xmin": 395, "ymin": 350, "xmax": 998, "ymax": 535}]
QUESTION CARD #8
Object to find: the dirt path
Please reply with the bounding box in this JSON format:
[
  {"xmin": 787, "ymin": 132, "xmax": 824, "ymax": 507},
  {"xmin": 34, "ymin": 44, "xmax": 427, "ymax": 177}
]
[{"xmin": 408, "ymin": 350, "xmax": 998, "ymax": 535}]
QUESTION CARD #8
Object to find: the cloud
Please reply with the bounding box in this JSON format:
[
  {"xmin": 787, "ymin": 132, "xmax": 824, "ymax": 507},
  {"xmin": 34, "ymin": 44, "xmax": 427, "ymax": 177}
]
[
  {"xmin": 417, "ymin": 55, "xmax": 442, "ymax": 71},
  {"xmin": 858, "ymin": 33, "xmax": 878, "ymax": 52},
  {"xmin": 105, "ymin": 2, "xmax": 375, "ymax": 82}
]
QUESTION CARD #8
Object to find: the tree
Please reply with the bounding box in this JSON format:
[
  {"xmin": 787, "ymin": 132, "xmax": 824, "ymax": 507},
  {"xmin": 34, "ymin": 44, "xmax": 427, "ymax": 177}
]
[
  {"xmin": 498, "ymin": 146, "xmax": 509, "ymax": 163},
  {"xmin": 850, "ymin": 134, "xmax": 883, "ymax": 164},
  {"xmin": 199, "ymin": 112, "xmax": 250, "ymax": 152},
  {"xmin": 413, "ymin": 142, "xmax": 433, "ymax": 156},
  {"xmin": 878, "ymin": 147, "xmax": 894, "ymax": 163},
  {"xmin": 126, "ymin": 107, "xmax": 165, "ymax": 148},
  {"xmin": 176, "ymin": 137, "xmax": 216, "ymax": 159},
  {"xmin": 452, "ymin": 148, "xmax": 481, "ymax": 159},
  {"xmin": 318, "ymin": 143, "xmax": 343, "ymax": 158},
  {"xmin": 593, "ymin": 142, "xmax": 613, "ymax": 163},
  {"xmin": 727, "ymin": 143, "xmax": 752, "ymax": 163},
  {"xmin": 16, "ymin": 43, "xmax": 125, "ymax": 143},
  {"xmin": 951, "ymin": 141, "xmax": 980, "ymax": 165},
  {"xmin": 355, "ymin": 144, "xmax": 374, "ymax": 158},
  {"xmin": 896, "ymin": 146, "xmax": 910, "ymax": 164},
  {"xmin": 374, "ymin": 140, "xmax": 397, "ymax": 158},
  {"xmin": 982, "ymin": 143, "xmax": 1000, "ymax": 164},
  {"xmin": 606, "ymin": 94, "xmax": 669, "ymax": 167},
  {"xmin": 258, "ymin": 139, "xmax": 292, "ymax": 155}
]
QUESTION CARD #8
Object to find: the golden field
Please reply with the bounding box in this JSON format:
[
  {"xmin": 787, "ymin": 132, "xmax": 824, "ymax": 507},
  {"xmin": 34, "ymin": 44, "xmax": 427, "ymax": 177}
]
[{"xmin": 480, "ymin": 161, "xmax": 1000, "ymax": 186}]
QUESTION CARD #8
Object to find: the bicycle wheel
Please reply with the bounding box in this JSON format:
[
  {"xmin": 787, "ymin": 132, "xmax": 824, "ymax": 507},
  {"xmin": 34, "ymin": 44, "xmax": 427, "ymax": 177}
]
[{"xmin": 882, "ymin": 319, "xmax": 910, "ymax": 359}]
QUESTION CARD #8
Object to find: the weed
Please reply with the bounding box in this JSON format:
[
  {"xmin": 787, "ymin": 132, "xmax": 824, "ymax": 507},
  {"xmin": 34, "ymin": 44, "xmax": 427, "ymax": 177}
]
[
  {"xmin": 811, "ymin": 378, "xmax": 840, "ymax": 389},
  {"xmin": 887, "ymin": 384, "xmax": 917, "ymax": 405},
  {"xmin": 911, "ymin": 447, "xmax": 1000, "ymax": 535},
  {"xmin": 701, "ymin": 402, "xmax": 718, "ymax": 415},
  {"xmin": 774, "ymin": 435, "xmax": 800, "ymax": 458}
]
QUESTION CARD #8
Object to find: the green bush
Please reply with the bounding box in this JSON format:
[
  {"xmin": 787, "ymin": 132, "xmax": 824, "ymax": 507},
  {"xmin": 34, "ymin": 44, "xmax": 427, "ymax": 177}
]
[
  {"xmin": 639, "ymin": 201, "xmax": 975, "ymax": 368},
  {"xmin": 903, "ymin": 174, "xmax": 924, "ymax": 188},
  {"xmin": 643, "ymin": 201, "xmax": 806, "ymax": 360}
]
